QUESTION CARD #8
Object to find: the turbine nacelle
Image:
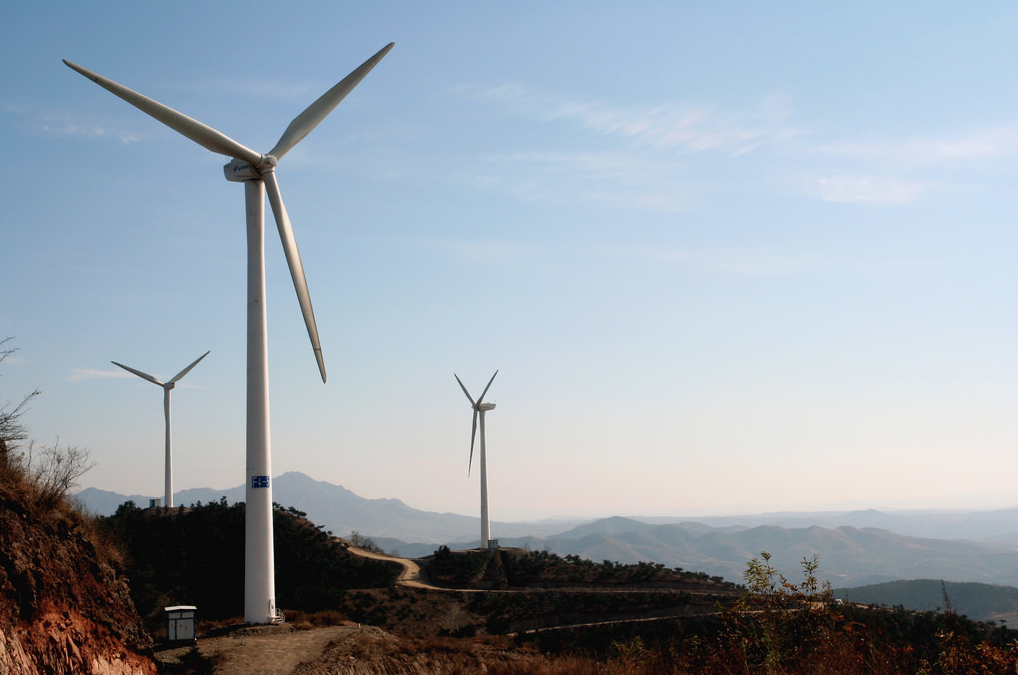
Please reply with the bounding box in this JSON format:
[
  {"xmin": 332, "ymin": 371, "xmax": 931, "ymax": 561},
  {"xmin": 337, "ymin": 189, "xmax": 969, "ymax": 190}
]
[
  {"xmin": 477, "ymin": 402, "xmax": 496, "ymax": 412},
  {"xmin": 224, "ymin": 155, "xmax": 277, "ymax": 182}
]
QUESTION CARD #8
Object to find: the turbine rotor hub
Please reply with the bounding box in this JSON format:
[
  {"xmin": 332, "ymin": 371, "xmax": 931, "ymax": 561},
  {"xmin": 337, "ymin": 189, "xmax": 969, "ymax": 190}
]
[{"xmin": 223, "ymin": 154, "xmax": 277, "ymax": 182}]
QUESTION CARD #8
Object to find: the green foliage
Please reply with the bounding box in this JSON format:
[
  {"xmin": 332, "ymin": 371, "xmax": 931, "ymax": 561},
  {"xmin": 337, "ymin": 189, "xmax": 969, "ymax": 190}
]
[
  {"xmin": 499, "ymin": 548, "xmax": 735, "ymax": 588},
  {"xmin": 725, "ymin": 551, "xmax": 840, "ymax": 672},
  {"xmin": 101, "ymin": 499, "xmax": 400, "ymax": 627},
  {"xmin": 431, "ymin": 546, "xmax": 492, "ymax": 584},
  {"xmin": 836, "ymin": 578, "xmax": 1018, "ymax": 623}
]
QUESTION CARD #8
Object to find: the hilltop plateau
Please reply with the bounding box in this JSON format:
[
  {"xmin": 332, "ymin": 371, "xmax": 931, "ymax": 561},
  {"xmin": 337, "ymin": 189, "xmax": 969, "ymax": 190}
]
[{"xmin": 10, "ymin": 469, "xmax": 1018, "ymax": 674}]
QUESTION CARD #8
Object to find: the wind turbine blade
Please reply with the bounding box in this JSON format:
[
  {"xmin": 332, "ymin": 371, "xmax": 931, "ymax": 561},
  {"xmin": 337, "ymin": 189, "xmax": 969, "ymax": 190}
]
[
  {"xmin": 454, "ymin": 373, "xmax": 476, "ymax": 406},
  {"xmin": 111, "ymin": 361, "xmax": 163, "ymax": 387},
  {"xmin": 63, "ymin": 59, "xmax": 262, "ymax": 166},
  {"xmin": 468, "ymin": 410, "xmax": 478, "ymax": 475},
  {"xmin": 477, "ymin": 369, "xmax": 498, "ymax": 404},
  {"xmin": 262, "ymin": 170, "xmax": 326, "ymax": 383},
  {"xmin": 168, "ymin": 350, "xmax": 210, "ymax": 384},
  {"xmin": 268, "ymin": 42, "xmax": 394, "ymax": 160}
]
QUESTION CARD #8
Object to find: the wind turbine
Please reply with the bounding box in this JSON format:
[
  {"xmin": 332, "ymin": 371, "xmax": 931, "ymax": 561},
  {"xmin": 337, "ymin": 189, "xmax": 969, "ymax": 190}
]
[
  {"xmin": 111, "ymin": 351, "xmax": 209, "ymax": 509},
  {"xmin": 454, "ymin": 370, "xmax": 498, "ymax": 549},
  {"xmin": 66, "ymin": 43, "xmax": 394, "ymax": 625}
]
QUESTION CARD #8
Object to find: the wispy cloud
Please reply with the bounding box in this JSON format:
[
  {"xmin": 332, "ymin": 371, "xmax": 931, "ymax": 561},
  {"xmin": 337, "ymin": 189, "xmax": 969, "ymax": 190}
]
[
  {"xmin": 69, "ymin": 368, "xmax": 134, "ymax": 382},
  {"xmin": 465, "ymin": 150, "xmax": 693, "ymax": 211},
  {"xmin": 30, "ymin": 112, "xmax": 143, "ymax": 144},
  {"xmin": 456, "ymin": 83, "xmax": 1015, "ymax": 209},
  {"xmin": 806, "ymin": 126, "xmax": 1018, "ymax": 203},
  {"xmin": 464, "ymin": 84, "xmax": 802, "ymax": 156},
  {"xmin": 430, "ymin": 238, "xmax": 545, "ymax": 265},
  {"xmin": 815, "ymin": 174, "xmax": 929, "ymax": 204},
  {"xmin": 448, "ymin": 84, "xmax": 807, "ymax": 211},
  {"xmin": 611, "ymin": 244, "xmax": 936, "ymax": 277},
  {"xmin": 813, "ymin": 126, "xmax": 1018, "ymax": 164}
]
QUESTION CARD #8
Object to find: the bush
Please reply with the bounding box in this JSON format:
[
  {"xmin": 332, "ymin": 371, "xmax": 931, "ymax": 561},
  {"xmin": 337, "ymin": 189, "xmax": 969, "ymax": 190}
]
[
  {"xmin": 21, "ymin": 440, "xmax": 96, "ymax": 507},
  {"xmin": 1, "ymin": 338, "xmax": 95, "ymax": 509},
  {"xmin": 349, "ymin": 530, "xmax": 384, "ymax": 554},
  {"xmin": 0, "ymin": 338, "xmax": 38, "ymax": 453}
]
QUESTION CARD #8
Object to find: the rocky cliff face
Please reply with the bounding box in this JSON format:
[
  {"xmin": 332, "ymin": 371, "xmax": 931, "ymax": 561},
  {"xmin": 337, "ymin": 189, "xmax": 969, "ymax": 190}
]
[{"xmin": 0, "ymin": 478, "xmax": 155, "ymax": 675}]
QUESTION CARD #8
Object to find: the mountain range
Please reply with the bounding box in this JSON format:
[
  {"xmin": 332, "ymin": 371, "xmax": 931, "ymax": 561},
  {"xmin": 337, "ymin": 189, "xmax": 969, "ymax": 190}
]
[
  {"xmin": 835, "ymin": 579, "xmax": 1018, "ymax": 625},
  {"xmin": 75, "ymin": 471, "xmax": 1018, "ymax": 589}
]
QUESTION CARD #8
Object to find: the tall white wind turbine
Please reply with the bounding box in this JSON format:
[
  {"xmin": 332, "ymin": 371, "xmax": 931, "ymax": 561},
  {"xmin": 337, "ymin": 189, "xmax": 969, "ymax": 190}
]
[
  {"xmin": 111, "ymin": 351, "xmax": 209, "ymax": 509},
  {"xmin": 66, "ymin": 43, "xmax": 393, "ymax": 625},
  {"xmin": 454, "ymin": 370, "xmax": 498, "ymax": 549}
]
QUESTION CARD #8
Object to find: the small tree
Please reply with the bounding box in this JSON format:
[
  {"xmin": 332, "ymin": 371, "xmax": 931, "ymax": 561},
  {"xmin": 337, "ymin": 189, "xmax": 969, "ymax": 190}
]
[
  {"xmin": 1, "ymin": 337, "xmax": 95, "ymax": 505},
  {"xmin": 718, "ymin": 552, "xmax": 841, "ymax": 673},
  {"xmin": 24, "ymin": 439, "xmax": 96, "ymax": 505},
  {"xmin": 349, "ymin": 530, "xmax": 384, "ymax": 554},
  {"xmin": 0, "ymin": 337, "xmax": 40, "ymax": 463}
]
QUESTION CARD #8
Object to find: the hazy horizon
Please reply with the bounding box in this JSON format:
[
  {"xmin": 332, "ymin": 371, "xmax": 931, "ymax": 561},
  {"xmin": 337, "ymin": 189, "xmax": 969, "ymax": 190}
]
[
  {"xmin": 5, "ymin": 3, "xmax": 1017, "ymax": 523},
  {"xmin": 77, "ymin": 470, "xmax": 1018, "ymax": 523}
]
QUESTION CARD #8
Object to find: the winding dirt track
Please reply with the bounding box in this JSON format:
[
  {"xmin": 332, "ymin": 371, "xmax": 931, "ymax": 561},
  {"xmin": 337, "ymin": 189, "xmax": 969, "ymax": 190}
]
[
  {"xmin": 158, "ymin": 547, "xmax": 726, "ymax": 674},
  {"xmin": 346, "ymin": 545, "xmax": 432, "ymax": 588}
]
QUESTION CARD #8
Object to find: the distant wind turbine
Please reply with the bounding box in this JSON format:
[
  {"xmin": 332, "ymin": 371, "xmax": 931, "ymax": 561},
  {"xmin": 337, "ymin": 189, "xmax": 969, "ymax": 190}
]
[
  {"xmin": 112, "ymin": 351, "xmax": 209, "ymax": 509},
  {"xmin": 454, "ymin": 370, "xmax": 498, "ymax": 549},
  {"xmin": 66, "ymin": 43, "xmax": 394, "ymax": 625}
]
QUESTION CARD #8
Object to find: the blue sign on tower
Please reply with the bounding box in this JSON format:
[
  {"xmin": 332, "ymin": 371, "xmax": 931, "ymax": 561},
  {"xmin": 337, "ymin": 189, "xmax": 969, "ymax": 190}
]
[{"xmin": 251, "ymin": 475, "xmax": 270, "ymax": 489}]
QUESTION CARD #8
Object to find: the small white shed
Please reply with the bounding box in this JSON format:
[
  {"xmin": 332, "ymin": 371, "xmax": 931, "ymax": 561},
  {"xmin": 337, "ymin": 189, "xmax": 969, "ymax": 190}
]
[{"xmin": 165, "ymin": 605, "xmax": 197, "ymax": 643}]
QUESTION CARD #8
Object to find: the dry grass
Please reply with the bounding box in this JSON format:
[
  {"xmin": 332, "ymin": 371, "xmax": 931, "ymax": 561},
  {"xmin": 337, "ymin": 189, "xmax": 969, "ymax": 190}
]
[{"xmin": 282, "ymin": 609, "xmax": 351, "ymax": 628}]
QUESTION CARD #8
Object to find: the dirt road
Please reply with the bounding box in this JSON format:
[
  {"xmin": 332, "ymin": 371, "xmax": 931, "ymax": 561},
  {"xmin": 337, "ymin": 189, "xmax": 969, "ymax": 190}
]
[
  {"xmin": 156, "ymin": 624, "xmax": 365, "ymax": 675},
  {"xmin": 345, "ymin": 545, "xmax": 433, "ymax": 588}
]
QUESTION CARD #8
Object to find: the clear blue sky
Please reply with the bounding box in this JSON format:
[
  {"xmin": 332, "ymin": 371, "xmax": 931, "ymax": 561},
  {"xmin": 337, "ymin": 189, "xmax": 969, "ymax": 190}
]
[{"xmin": 3, "ymin": 2, "xmax": 1017, "ymax": 520}]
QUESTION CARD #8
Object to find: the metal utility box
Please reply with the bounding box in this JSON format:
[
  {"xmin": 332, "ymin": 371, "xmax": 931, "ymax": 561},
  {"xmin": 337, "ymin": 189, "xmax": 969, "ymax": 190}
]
[
  {"xmin": 165, "ymin": 606, "xmax": 197, "ymax": 643},
  {"xmin": 487, "ymin": 539, "xmax": 500, "ymax": 550}
]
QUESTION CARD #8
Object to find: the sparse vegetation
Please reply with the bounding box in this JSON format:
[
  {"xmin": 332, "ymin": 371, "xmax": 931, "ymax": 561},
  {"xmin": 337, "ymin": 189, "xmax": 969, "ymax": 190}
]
[
  {"xmin": 0, "ymin": 344, "xmax": 154, "ymax": 673},
  {"xmin": 1, "ymin": 338, "xmax": 96, "ymax": 510},
  {"xmin": 513, "ymin": 552, "xmax": 1018, "ymax": 674},
  {"xmin": 0, "ymin": 337, "xmax": 38, "ymax": 458},
  {"xmin": 349, "ymin": 530, "xmax": 385, "ymax": 553},
  {"xmin": 426, "ymin": 546, "xmax": 736, "ymax": 591}
]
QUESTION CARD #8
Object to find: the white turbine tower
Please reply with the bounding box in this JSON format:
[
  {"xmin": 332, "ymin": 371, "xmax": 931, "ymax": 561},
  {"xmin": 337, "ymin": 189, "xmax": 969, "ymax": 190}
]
[
  {"xmin": 454, "ymin": 370, "xmax": 498, "ymax": 549},
  {"xmin": 66, "ymin": 43, "xmax": 394, "ymax": 625},
  {"xmin": 111, "ymin": 351, "xmax": 209, "ymax": 509}
]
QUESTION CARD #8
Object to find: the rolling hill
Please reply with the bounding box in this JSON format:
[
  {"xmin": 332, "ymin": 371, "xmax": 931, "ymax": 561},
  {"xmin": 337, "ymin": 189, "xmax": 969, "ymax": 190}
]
[
  {"xmin": 76, "ymin": 472, "xmax": 1018, "ymax": 591},
  {"xmin": 835, "ymin": 579, "xmax": 1018, "ymax": 625}
]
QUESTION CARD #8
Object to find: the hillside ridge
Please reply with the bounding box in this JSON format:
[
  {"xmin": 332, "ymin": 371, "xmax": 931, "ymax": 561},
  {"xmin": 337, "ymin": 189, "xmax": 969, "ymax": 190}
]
[{"xmin": 1, "ymin": 467, "xmax": 155, "ymax": 673}]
